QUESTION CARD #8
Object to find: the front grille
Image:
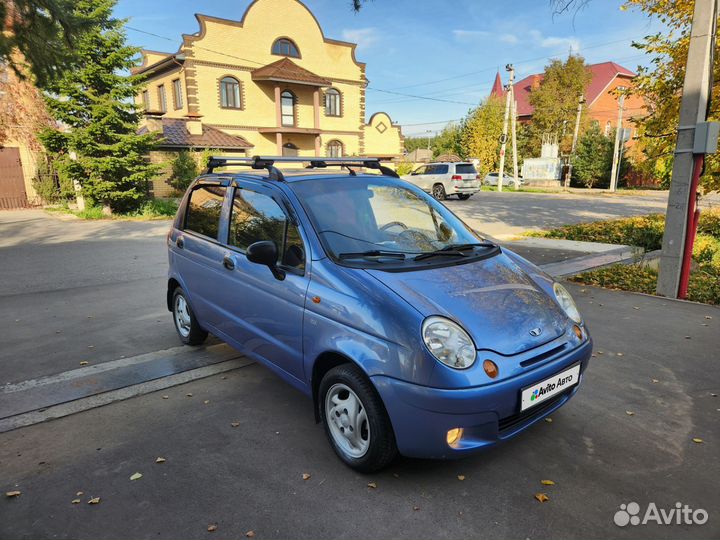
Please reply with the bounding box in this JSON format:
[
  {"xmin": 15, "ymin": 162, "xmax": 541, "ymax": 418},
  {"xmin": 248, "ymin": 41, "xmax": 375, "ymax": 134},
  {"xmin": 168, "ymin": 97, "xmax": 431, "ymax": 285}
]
[
  {"xmin": 520, "ymin": 343, "xmax": 568, "ymax": 368},
  {"xmin": 498, "ymin": 389, "xmax": 571, "ymax": 433}
]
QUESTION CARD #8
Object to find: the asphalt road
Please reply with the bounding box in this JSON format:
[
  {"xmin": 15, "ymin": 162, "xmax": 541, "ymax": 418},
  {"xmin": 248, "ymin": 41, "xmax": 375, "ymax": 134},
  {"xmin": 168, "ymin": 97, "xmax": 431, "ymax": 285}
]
[{"xmin": 1, "ymin": 284, "xmax": 718, "ymax": 540}]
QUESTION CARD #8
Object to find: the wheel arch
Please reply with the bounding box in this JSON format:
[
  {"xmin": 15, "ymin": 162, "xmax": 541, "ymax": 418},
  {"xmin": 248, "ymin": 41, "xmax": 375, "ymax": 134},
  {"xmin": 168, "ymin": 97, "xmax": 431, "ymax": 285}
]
[
  {"xmin": 167, "ymin": 278, "xmax": 181, "ymax": 311},
  {"xmin": 311, "ymin": 351, "xmax": 367, "ymax": 423}
]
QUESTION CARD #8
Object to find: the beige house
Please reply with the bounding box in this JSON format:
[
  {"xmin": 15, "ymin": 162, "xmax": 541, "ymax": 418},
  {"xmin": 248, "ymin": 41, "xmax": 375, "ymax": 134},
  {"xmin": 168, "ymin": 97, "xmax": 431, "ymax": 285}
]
[{"xmin": 134, "ymin": 0, "xmax": 403, "ymax": 194}]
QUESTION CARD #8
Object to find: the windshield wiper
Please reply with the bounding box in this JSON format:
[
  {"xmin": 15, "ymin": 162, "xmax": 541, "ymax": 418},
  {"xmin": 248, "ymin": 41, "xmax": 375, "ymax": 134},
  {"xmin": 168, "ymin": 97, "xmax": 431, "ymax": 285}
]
[
  {"xmin": 338, "ymin": 250, "xmax": 407, "ymax": 261},
  {"xmin": 414, "ymin": 242, "xmax": 497, "ymax": 261}
]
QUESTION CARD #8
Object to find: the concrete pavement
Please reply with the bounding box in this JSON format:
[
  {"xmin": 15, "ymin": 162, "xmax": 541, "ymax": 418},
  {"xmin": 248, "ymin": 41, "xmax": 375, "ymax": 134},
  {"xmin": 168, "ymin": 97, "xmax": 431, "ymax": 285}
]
[{"xmin": 1, "ymin": 284, "xmax": 718, "ymax": 539}]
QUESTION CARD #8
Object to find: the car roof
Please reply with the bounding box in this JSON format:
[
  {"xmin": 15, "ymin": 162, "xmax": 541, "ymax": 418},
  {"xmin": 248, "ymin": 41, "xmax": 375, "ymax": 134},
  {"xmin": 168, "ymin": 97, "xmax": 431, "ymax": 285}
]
[
  {"xmin": 428, "ymin": 161, "xmax": 473, "ymax": 165},
  {"xmin": 200, "ymin": 171, "xmax": 397, "ymax": 184}
]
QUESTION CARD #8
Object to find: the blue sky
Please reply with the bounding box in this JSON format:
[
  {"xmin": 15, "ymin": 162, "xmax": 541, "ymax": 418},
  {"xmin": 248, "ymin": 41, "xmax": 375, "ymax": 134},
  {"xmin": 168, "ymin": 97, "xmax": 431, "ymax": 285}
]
[{"xmin": 114, "ymin": 0, "xmax": 661, "ymax": 138}]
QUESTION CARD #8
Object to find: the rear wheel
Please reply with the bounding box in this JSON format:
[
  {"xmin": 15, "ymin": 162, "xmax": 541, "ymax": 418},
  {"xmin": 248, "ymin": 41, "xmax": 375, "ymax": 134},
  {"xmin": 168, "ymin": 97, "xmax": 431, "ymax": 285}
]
[
  {"xmin": 172, "ymin": 287, "xmax": 208, "ymax": 346},
  {"xmin": 319, "ymin": 364, "xmax": 397, "ymax": 472},
  {"xmin": 457, "ymin": 194, "xmax": 471, "ymax": 200},
  {"xmin": 432, "ymin": 183, "xmax": 447, "ymax": 201}
]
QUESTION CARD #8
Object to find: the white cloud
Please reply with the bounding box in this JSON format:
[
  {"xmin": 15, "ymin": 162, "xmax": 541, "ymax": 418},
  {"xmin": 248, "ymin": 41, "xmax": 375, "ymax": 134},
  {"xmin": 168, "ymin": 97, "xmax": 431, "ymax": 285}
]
[
  {"xmin": 452, "ymin": 29, "xmax": 490, "ymax": 42},
  {"xmin": 341, "ymin": 27, "xmax": 380, "ymax": 50},
  {"xmin": 499, "ymin": 33, "xmax": 518, "ymax": 44},
  {"xmin": 529, "ymin": 29, "xmax": 580, "ymax": 53}
]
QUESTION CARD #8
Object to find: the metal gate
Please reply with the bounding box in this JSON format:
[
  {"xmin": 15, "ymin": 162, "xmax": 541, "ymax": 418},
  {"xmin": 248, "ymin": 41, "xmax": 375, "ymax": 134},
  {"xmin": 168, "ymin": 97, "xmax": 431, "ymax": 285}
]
[{"xmin": 0, "ymin": 147, "xmax": 29, "ymax": 209}]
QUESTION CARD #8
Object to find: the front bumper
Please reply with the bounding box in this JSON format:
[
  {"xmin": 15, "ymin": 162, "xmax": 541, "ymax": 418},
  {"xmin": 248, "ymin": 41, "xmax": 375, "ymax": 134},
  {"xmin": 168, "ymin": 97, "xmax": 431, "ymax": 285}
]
[{"xmin": 371, "ymin": 338, "xmax": 592, "ymax": 459}]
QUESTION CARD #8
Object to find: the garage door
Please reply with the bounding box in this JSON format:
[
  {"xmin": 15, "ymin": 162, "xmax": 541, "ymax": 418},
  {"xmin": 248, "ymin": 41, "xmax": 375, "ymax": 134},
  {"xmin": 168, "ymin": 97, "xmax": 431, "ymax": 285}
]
[{"xmin": 0, "ymin": 147, "xmax": 28, "ymax": 209}]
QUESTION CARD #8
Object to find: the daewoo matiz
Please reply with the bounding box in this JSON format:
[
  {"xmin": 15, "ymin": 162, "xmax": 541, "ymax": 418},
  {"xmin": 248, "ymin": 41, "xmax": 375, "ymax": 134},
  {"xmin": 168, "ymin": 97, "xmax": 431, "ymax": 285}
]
[{"xmin": 167, "ymin": 156, "xmax": 592, "ymax": 472}]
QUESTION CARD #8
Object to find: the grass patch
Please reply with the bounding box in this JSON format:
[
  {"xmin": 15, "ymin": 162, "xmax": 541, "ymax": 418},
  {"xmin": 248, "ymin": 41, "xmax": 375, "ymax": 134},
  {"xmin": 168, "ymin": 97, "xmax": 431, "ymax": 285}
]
[{"xmin": 45, "ymin": 198, "xmax": 178, "ymax": 221}]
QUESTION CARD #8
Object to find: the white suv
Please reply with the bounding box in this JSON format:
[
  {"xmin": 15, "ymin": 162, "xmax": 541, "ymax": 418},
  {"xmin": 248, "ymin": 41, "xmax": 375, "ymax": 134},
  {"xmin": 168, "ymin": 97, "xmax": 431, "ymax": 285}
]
[{"xmin": 401, "ymin": 162, "xmax": 481, "ymax": 200}]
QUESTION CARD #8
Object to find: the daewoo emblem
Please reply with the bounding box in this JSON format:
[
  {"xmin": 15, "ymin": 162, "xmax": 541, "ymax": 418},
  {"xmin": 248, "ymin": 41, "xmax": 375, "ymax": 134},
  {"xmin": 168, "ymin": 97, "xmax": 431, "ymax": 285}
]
[{"xmin": 529, "ymin": 327, "xmax": 543, "ymax": 337}]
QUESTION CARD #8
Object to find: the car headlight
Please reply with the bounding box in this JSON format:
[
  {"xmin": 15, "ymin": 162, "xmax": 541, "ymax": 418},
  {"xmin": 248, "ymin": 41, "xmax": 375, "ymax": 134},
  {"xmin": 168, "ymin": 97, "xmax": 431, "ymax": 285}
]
[
  {"xmin": 553, "ymin": 283, "xmax": 582, "ymax": 324},
  {"xmin": 422, "ymin": 316, "xmax": 476, "ymax": 369}
]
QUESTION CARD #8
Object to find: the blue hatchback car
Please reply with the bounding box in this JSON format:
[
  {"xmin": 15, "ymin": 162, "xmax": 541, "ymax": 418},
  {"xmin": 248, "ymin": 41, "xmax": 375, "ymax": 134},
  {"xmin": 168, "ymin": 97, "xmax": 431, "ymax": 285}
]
[{"xmin": 167, "ymin": 156, "xmax": 592, "ymax": 472}]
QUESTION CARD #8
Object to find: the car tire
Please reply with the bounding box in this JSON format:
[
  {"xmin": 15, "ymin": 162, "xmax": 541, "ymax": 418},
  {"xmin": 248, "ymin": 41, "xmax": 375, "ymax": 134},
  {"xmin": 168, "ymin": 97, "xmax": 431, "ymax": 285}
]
[
  {"xmin": 457, "ymin": 194, "xmax": 471, "ymax": 200},
  {"xmin": 172, "ymin": 287, "xmax": 208, "ymax": 346},
  {"xmin": 319, "ymin": 363, "xmax": 398, "ymax": 473},
  {"xmin": 432, "ymin": 183, "xmax": 447, "ymax": 201}
]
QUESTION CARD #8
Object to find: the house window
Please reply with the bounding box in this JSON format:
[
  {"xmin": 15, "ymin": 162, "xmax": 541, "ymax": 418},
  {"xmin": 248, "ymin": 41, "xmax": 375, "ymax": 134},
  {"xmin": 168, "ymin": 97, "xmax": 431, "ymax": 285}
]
[
  {"xmin": 281, "ymin": 90, "xmax": 295, "ymax": 127},
  {"xmin": 325, "ymin": 88, "xmax": 341, "ymax": 117},
  {"xmin": 157, "ymin": 85, "xmax": 167, "ymax": 113},
  {"xmin": 327, "ymin": 140, "xmax": 343, "ymax": 157},
  {"xmin": 271, "ymin": 38, "xmax": 300, "ymax": 58},
  {"xmin": 172, "ymin": 79, "xmax": 183, "ymax": 109},
  {"xmin": 220, "ymin": 77, "xmax": 241, "ymax": 109},
  {"xmin": 141, "ymin": 90, "xmax": 150, "ymax": 110}
]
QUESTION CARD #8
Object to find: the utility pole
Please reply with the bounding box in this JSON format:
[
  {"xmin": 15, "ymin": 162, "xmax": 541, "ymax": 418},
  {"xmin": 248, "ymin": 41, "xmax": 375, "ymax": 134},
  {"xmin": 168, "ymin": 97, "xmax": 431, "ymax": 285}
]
[
  {"xmin": 565, "ymin": 94, "xmax": 585, "ymax": 189},
  {"xmin": 657, "ymin": 0, "xmax": 719, "ymax": 298},
  {"xmin": 425, "ymin": 129, "xmax": 433, "ymax": 151},
  {"xmin": 497, "ymin": 64, "xmax": 515, "ymax": 192},
  {"xmin": 511, "ymin": 97, "xmax": 520, "ymax": 189},
  {"xmin": 609, "ymin": 92, "xmax": 625, "ymax": 192}
]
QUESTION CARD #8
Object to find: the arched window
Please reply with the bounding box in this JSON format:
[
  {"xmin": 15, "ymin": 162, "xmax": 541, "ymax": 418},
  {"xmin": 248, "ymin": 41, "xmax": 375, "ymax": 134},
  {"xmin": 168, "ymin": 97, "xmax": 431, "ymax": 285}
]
[
  {"xmin": 272, "ymin": 38, "xmax": 300, "ymax": 58},
  {"xmin": 327, "ymin": 140, "xmax": 343, "ymax": 158},
  {"xmin": 220, "ymin": 77, "xmax": 241, "ymax": 109},
  {"xmin": 281, "ymin": 90, "xmax": 296, "ymax": 126},
  {"xmin": 325, "ymin": 88, "xmax": 341, "ymax": 117}
]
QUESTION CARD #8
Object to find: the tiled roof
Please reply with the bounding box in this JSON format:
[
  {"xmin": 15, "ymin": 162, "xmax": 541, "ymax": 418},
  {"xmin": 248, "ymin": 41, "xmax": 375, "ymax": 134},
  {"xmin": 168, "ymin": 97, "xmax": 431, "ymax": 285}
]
[
  {"xmin": 251, "ymin": 57, "xmax": 331, "ymax": 86},
  {"xmin": 139, "ymin": 118, "xmax": 253, "ymax": 149},
  {"xmin": 505, "ymin": 61, "xmax": 636, "ymax": 117},
  {"xmin": 490, "ymin": 71, "xmax": 503, "ymax": 97}
]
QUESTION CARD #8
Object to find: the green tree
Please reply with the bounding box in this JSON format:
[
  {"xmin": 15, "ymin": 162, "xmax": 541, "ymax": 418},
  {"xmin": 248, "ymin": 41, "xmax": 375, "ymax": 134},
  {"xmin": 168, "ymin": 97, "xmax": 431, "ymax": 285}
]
[
  {"xmin": 432, "ymin": 124, "xmax": 462, "ymax": 158},
  {"xmin": 528, "ymin": 55, "xmax": 593, "ymax": 155},
  {"xmin": 0, "ymin": 0, "xmax": 95, "ymax": 88},
  {"xmin": 572, "ymin": 123, "xmax": 614, "ymax": 188},
  {"xmin": 625, "ymin": 0, "xmax": 720, "ymax": 192},
  {"xmin": 39, "ymin": 0, "xmax": 159, "ymax": 213},
  {"xmin": 458, "ymin": 96, "xmax": 505, "ymax": 174},
  {"xmin": 169, "ymin": 151, "xmax": 199, "ymax": 192}
]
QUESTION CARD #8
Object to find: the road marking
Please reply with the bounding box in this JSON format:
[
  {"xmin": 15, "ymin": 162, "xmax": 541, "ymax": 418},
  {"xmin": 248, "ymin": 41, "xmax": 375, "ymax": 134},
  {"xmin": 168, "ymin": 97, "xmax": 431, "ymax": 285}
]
[{"xmin": 0, "ymin": 358, "xmax": 254, "ymax": 433}]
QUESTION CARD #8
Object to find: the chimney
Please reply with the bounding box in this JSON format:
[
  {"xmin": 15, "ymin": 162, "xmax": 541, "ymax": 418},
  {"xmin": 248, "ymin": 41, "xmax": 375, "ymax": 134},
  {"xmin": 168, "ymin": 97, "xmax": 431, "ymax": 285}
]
[
  {"xmin": 185, "ymin": 113, "xmax": 203, "ymax": 136},
  {"xmin": 143, "ymin": 112, "xmax": 164, "ymax": 133}
]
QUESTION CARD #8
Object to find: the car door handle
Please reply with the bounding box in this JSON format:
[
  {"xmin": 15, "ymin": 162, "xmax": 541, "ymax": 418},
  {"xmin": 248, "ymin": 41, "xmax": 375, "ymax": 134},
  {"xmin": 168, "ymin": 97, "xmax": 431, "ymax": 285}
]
[
  {"xmin": 222, "ymin": 254, "xmax": 235, "ymax": 271},
  {"xmin": 176, "ymin": 236, "xmax": 184, "ymax": 249}
]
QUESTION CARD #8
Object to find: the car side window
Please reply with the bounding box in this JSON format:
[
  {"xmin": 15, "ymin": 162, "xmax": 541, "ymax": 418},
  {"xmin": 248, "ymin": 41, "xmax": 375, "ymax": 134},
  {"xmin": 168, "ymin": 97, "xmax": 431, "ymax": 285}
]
[
  {"xmin": 229, "ymin": 188, "xmax": 305, "ymax": 270},
  {"xmin": 413, "ymin": 166, "xmax": 427, "ymax": 175},
  {"xmin": 435, "ymin": 165, "xmax": 449, "ymax": 174},
  {"xmin": 184, "ymin": 185, "xmax": 227, "ymax": 239}
]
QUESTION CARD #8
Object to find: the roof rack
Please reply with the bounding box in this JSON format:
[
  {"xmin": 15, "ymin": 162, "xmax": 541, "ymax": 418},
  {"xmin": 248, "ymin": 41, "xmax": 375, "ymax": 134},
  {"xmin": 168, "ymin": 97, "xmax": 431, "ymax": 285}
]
[{"xmin": 203, "ymin": 156, "xmax": 399, "ymax": 179}]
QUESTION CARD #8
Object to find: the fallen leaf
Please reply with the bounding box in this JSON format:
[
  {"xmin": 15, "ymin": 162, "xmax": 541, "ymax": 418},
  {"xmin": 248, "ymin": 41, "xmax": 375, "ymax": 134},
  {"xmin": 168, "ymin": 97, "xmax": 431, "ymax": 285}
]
[
  {"xmin": 71, "ymin": 499, "xmax": 81, "ymax": 504},
  {"xmin": 207, "ymin": 524, "xmax": 217, "ymax": 532},
  {"xmin": 540, "ymin": 480, "xmax": 555, "ymax": 485},
  {"xmin": 652, "ymin": 379, "xmax": 659, "ymax": 383},
  {"xmin": 685, "ymin": 336, "xmax": 691, "ymax": 339},
  {"xmin": 162, "ymin": 395, "xmax": 169, "ymax": 399},
  {"xmin": 625, "ymin": 411, "xmax": 635, "ymax": 416},
  {"xmin": 88, "ymin": 345, "xmax": 94, "ymax": 349},
  {"xmin": 76, "ymin": 491, "xmax": 83, "ymax": 496},
  {"xmin": 392, "ymin": 473, "xmax": 400, "ymax": 478},
  {"xmin": 186, "ymin": 393, "xmax": 193, "ymax": 397},
  {"xmin": 616, "ymin": 352, "xmax": 624, "ymax": 357},
  {"xmin": 545, "ymin": 417, "xmax": 553, "ymax": 423},
  {"xmin": 457, "ymin": 475, "xmax": 465, "ymax": 481},
  {"xmin": 203, "ymin": 400, "xmax": 210, "ymax": 404},
  {"xmin": 711, "ymin": 393, "xmax": 718, "ymax": 397},
  {"xmin": 79, "ymin": 361, "xmax": 89, "ymax": 366},
  {"xmin": 156, "ymin": 457, "xmax": 166, "ymax": 463},
  {"xmin": 231, "ymin": 422, "xmax": 240, "ymax": 428},
  {"xmin": 692, "ymin": 438, "xmax": 703, "ymax": 444},
  {"xmin": 597, "ymin": 351, "xmax": 604, "ymax": 355},
  {"xmin": 5, "ymin": 491, "xmax": 21, "ymax": 497},
  {"xmin": 705, "ymin": 315, "xmax": 712, "ymax": 320},
  {"xmin": 367, "ymin": 482, "xmax": 377, "ymax": 488},
  {"xmin": 88, "ymin": 497, "xmax": 101, "ymax": 504},
  {"xmin": 221, "ymin": 376, "xmax": 227, "ymax": 380},
  {"xmin": 632, "ymin": 306, "xmax": 640, "ymax": 310},
  {"xmin": 129, "ymin": 472, "xmax": 142, "ymax": 481},
  {"xmin": 302, "ymin": 473, "xmax": 311, "ymax": 481},
  {"xmin": 534, "ymin": 493, "xmax": 549, "ymax": 503},
  {"xmin": 245, "ymin": 531, "xmax": 255, "ymax": 538},
  {"xmin": 413, "ymin": 505, "xmax": 420, "ymax": 511}
]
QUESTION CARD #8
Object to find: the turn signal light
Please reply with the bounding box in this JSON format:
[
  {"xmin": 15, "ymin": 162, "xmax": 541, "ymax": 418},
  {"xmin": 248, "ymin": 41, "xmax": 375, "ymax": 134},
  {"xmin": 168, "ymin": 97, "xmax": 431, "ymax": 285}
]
[
  {"xmin": 446, "ymin": 427, "xmax": 464, "ymax": 446},
  {"xmin": 483, "ymin": 359, "xmax": 499, "ymax": 379},
  {"xmin": 573, "ymin": 325, "xmax": 584, "ymax": 340}
]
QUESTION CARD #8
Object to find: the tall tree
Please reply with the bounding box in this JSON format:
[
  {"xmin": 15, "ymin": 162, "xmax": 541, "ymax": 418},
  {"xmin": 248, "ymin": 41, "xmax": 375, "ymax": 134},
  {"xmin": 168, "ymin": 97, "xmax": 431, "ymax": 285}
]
[
  {"xmin": 527, "ymin": 55, "xmax": 593, "ymax": 155},
  {"xmin": 0, "ymin": 0, "xmax": 94, "ymax": 88},
  {"xmin": 626, "ymin": 0, "xmax": 720, "ymax": 192},
  {"xmin": 458, "ymin": 96, "xmax": 505, "ymax": 174},
  {"xmin": 39, "ymin": 0, "xmax": 159, "ymax": 213},
  {"xmin": 571, "ymin": 123, "xmax": 616, "ymax": 188},
  {"xmin": 432, "ymin": 124, "xmax": 462, "ymax": 158}
]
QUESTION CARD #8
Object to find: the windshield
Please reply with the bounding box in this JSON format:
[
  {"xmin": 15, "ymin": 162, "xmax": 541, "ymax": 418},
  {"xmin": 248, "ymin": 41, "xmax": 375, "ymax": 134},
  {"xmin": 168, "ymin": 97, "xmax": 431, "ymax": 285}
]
[{"xmin": 291, "ymin": 176, "xmax": 484, "ymax": 260}]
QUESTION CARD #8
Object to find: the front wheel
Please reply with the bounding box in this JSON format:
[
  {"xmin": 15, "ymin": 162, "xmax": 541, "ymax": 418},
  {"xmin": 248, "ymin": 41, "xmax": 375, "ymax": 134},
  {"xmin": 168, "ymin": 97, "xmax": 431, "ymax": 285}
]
[
  {"xmin": 319, "ymin": 364, "xmax": 397, "ymax": 472},
  {"xmin": 172, "ymin": 287, "xmax": 208, "ymax": 346},
  {"xmin": 457, "ymin": 194, "xmax": 471, "ymax": 200},
  {"xmin": 432, "ymin": 183, "xmax": 447, "ymax": 201}
]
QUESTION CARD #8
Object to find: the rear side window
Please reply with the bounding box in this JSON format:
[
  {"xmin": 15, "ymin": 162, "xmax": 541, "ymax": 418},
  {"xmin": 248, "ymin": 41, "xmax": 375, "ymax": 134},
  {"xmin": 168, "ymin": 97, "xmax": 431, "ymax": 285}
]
[
  {"xmin": 184, "ymin": 185, "xmax": 227, "ymax": 239},
  {"xmin": 455, "ymin": 164, "xmax": 477, "ymax": 174},
  {"xmin": 427, "ymin": 164, "xmax": 449, "ymax": 174},
  {"xmin": 229, "ymin": 189, "xmax": 305, "ymax": 270}
]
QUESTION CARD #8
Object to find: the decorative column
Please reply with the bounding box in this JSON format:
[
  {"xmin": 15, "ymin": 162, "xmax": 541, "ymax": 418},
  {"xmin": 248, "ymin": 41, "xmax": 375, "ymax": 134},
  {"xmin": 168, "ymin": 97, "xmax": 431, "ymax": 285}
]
[
  {"xmin": 274, "ymin": 85, "xmax": 281, "ymax": 127},
  {"xmin": 313, "ymin": 88, "xmax": 321, "ymax": 130},
  {"xmin": 276, "ymin": 132, "xmax": 283, "ymax": 155},
  {"xmin": 315, "ymin": 135, "xmax": 321, "ymax": 157}
]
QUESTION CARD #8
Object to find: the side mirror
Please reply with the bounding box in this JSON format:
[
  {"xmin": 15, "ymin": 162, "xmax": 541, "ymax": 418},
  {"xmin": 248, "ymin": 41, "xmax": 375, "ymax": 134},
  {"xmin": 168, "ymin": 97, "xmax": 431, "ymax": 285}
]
[{"xmin": 246, "ymin": 241, "xmax": 285, "ymax": 280}]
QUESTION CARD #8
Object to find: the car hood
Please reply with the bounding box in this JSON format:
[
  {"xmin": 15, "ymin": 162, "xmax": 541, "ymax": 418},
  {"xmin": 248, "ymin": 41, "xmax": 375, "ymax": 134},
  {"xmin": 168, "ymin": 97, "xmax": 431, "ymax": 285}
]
[{"xmin": 365, "ymin": 252, "xmax": 568, "ymax": 356}]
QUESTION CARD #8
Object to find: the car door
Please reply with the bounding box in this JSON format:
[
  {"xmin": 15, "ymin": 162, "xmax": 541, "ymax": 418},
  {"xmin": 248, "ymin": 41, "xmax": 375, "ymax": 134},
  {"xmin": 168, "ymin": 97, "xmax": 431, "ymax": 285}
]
[
  {"xmin": 408, "ymin": 165, "xmax": 430, "ymax": 191},
  {"xmin": 170, "ymin": 180, "xmax": 231, "ymax": 329},
  {"xmin": 213, "ymin": 180, "xmax": 309, "ymax": 383}
]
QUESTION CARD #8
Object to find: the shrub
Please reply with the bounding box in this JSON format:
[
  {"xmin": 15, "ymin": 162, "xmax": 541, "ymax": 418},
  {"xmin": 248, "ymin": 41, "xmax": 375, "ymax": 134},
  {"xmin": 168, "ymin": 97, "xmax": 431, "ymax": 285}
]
[
  {"xmin": 692, "ymin": 234, "xmax": 720, "ymax": 265},
  {"xmin": 129, "ymin": 198, "xmax": 179, "ymax": 218},
  {"xmin": 698, "ymin": 210, "xmax": 720, "ymax": 238},
  {"xmin": 32, "ymin": 159, "xmax": 61, "ymax": 203},
  {"xmin": 395, "ymin": 160, "xmax": 414, "ymax": 176},
  {"xmin": 168, "ymin": 151, "xmax": 199, "ymax": 192}
]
